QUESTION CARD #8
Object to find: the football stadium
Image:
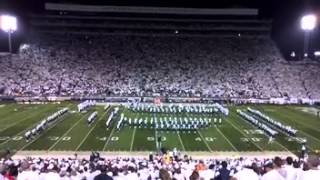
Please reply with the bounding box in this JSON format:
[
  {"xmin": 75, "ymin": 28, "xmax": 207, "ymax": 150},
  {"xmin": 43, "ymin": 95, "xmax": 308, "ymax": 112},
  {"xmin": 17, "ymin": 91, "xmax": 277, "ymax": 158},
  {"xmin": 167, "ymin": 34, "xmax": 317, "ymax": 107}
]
[{"xmin": 0, "ymin": 0, "xmax": 320, "ymax": 179}]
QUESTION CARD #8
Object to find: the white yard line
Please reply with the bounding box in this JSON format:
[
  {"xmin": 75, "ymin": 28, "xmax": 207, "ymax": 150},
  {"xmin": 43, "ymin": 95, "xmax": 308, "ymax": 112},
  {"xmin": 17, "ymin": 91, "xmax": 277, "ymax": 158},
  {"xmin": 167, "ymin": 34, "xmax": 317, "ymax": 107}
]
[
  {"xmin": 103, "ymin": 125, "xmax": 116, "ymax": 151},
  {"xmin": 75, "ymin": 110, "xmax": 109, "ymax": 151},
  {"xmin": 0, "ymin": 106, "xmax": 54, "ymax": 133},
  {"xmin": 235, "ymin": 112, "xmax": 306, "ymax": 153},
  {"xmin": 298, "ymin": 131, "xmax": 320, "ymax": 144},
  {"xmin": 18, "ymin": 113, "xmax": 71, "ymax": 151},
  {"xmin": 130, "ymin": 127, "xmax": 137, "ymax": 151},
  {"xmin": 197, "ymin": 130, "xmax": 213, "ymax": 152},
  {"xmin": 215, "ymin": 127, "xmax": 238, "ymax": 151},
  {"xmin": 226, "ymin": 119, "xmax": 264, "ymax": 151},
  {"xmin": 154, "ymin": 129, "xmax": 159, "ymax": 150},
  {"xmin": 0, "ymin": 105, "xmax": 67, "ymax": 146},
  {"xmin": 274, "ymin": 140, "xmax": 299, "ymax": 152},
  {"xmin": 48, "ymin": 113, "xmax": 87, "ymax": 151},
  {"xmin": 13, "ymin": 150, "xmax": 297, "ymax": 160},
  {"xmin": 263, "ymin": 107, "xmax": 320, "ymax": 142},
  {"xmin": 177, "ymin": 131, "xmax": 186, "ymax": 151}
]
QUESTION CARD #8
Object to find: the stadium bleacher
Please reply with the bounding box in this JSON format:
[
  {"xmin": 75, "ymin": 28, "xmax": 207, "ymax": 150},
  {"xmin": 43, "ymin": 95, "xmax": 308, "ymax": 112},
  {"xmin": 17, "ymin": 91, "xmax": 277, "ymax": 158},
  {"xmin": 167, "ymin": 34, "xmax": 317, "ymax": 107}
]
[
  {"xmin": 0, "ymin": 34, "xmax": 319, "ymax": 100},
  {"xmin": 0, "ymin": 2, "xmax": 320, "ymax": 180},
  {"xmin": 0, "ymin": 153, "xmax": 319, "ymax": 180}
]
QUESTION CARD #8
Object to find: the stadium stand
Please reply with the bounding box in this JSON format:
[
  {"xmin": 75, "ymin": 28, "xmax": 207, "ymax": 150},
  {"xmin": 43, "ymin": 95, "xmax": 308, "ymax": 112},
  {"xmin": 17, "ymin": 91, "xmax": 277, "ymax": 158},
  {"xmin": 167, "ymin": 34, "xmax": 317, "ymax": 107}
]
[
  {"xmin": 0, "ymin": 3, "xmax": 319, "ymax": 180},
  {"xmin": 0, "ymin": 35, "xmax": 319, "ymax": 100},
  {"xmin": 0, "ymin": 4, "xmax": 317, "ymax": 101},
  {"xmin": 0, "ymin": 154, "xmax": 319, "ymax": 180}
]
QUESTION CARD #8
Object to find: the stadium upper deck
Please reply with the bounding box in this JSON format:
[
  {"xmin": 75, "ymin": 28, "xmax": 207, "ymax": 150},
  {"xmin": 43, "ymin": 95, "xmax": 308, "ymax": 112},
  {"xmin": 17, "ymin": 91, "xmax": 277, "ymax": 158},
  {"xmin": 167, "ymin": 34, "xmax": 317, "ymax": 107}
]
[{"xmin": 29, "ymin": 3, "xmax": 271, "ymax": 37}]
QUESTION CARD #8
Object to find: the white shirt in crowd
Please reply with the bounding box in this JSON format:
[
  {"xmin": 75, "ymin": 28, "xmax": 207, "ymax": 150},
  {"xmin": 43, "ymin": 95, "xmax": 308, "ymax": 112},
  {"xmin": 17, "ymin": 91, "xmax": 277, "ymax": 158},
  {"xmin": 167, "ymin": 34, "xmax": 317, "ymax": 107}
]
[
  {"xmin": 173, "ymin": 172, "xmax": 186, "ymax": 180},
  {"xmin": 298, "ymin": 169, "xmax": 320, "ymax": 180},
  {"xmin": 261, "ymin": 169, "xmax": 285, "ymax": 180},
  {"xmin": 284, "ymin": 165, "xmax": 298, "ymax": 180},
  {"xmin": 199, "ymin": 169, "xmax": 216, "ymax": 180},
  {"xmin": 43, "ymin": 172, "xmax": 60, "ymax": 180},
  {"xmin": 125, "ymin": 172, "xmax": 139, "ymax": 180},
  {"xmin": 138, "ymin": 168, "xmax": 150, "ymax": 180},
  {"xmin": 232, "ymin": 168, "xmax": 259, "ymax": 180},
  {"xmin": 17, "ymin": 170, "xmax": 40, "ymax": 180}
]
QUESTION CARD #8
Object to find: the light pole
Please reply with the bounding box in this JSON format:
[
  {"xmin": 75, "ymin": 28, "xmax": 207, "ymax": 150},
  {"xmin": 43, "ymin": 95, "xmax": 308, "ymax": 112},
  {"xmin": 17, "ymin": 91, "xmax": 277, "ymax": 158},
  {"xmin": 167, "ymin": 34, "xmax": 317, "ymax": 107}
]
[
  {"xmin": 0, "ymin": 15, "xmax": 17, "ymax": 53},
  {"xmin": 8, "ymin": 29, "xmax": 13, "ymax": 53},
  {"xmin": 300, "ymin": 14, "xmax": 317, "ymax": 58}
]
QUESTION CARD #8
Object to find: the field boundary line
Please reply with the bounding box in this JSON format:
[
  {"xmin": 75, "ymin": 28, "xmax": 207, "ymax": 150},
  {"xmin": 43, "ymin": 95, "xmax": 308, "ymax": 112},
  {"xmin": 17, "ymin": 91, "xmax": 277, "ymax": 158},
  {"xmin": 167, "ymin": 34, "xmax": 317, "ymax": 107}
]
[
  {"xmin": 294, "ymin": 129, "xmax": 320, "ymax": 144},
  {"xmin": 197, "ymin": 130, "xmax": 213, "ymax": 152},
  {"xmin": 177, "ymin": 131, "xmax": 186, "ymax": 151},
  {"xmin": 75, "ymin": 109, "xmax": 109, "ymax": 151},
  {"xmin": 0, "ymin": 105, "xmax": 58, "ymax": 134},
  {"xmin": 0, "ymin": 111, "xmax": 37, "ymax": 133},
  {"xmin": 250, "ymin": 106, "xmax": 317, "ymax": 152},
  {"xmin": 0, "ymin": 104, "xmax": 21, "ymax": 122},
  {"xmin": 0, "ymin": 105, "xmax": 64, "ymax": 146},
  {"xmin": 215, "ymin": 127, "xmax": 238, "ymax": 151},
  {"xmin": 14, "ymin": 150, "xmax": 297, "ymax": 160},
  {"xmin": 130, "ymin": 127, "xmax": 137, "ymax": 151},
  {"xmin": 259, "ymin": 106, "xmax": 320, "ymax": 142},
  {"xmin": 48, "ymin": 112, "xmax": 88, "ymax": 151},
  {"xmin": 154, "ymin": 128, "xmax": 158, "ymax": 151},
  {"xmin": 226, "ymin": 118, "xmax": 264, "ymax": 151},
  {"xmin": 274, "ymin": 138, "xmax": 298, "ymax": 153},
  {"xmin": 18, "ymin": 112, "xmax": 72, "ymax": 151},
  {"xmin": 103, "ymin": 125, "xmax": 117, "ymax": 151}
]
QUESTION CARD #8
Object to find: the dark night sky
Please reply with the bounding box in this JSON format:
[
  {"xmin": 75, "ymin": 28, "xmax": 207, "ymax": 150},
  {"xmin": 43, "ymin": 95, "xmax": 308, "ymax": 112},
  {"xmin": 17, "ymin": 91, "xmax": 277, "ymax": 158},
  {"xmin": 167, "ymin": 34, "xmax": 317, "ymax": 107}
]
[
  {"xmin": 0, "ymin": 0, "xmax": 319, "ymax": 56},
  {"xmin": 1, "ymin": 0, "xmax": 319, "ymax": 20},
  {"xmin": 0, "ymin": 0, "xmax": 317, "ymax": 14}
]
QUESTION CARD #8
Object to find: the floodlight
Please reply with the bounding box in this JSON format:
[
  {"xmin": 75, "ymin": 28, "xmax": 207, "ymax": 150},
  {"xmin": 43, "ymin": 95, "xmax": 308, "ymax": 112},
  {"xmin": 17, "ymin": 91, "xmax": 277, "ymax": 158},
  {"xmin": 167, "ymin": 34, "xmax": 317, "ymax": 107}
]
[
  {"xmin": 300, "ymin": 14, "xmax": 317, "ymax": 31},
  {"xmin": 0, "ymin": 15, "xmax": 17, "ymax": 32},
  {"xmin": 314, "ymin": 51, "xmax": 320, "ymax": 56}
]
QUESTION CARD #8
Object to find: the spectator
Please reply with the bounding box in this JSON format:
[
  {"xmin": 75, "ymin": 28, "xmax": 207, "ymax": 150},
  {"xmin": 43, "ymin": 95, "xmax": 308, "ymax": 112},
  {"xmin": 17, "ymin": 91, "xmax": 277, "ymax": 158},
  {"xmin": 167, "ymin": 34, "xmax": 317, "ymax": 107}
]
[
  {"xmin": 284, "ymin": 157, "xmax": 298, "ymax": 180},
  {"xmin": 44, "ymin": 164, "xmax": 60, "ymax": 180},
  {"xmin": 298, "ymin": 155, "xmax": 320, "ymax": 180},
  {"xmin": 261, "ymin": 161, "xmax": 285, "ymax": 180},
  {"xmin": 94, "ymin": 165, "xmax": 113, "ymax": 180},
  {"xmin": 216, "ymin": 161, "xmax": 230, "ymax": 180},
  {"xmin": 17, "ymin": 161, "xmax": 39, "ymax": 180},
  {"xmin": 159, "ymin": 168, "xmax": 172, "ymax": 180},
  {"xmin": 231, "ymin": 163, "xmax": 260, "ymax": 180},
  {"xmin": 189, "ymin": 170, "xmax": 199, "ymax": 180},
  {"xmin": 0, "ymin": 164, "xmax": 5, "ymax": 180}
]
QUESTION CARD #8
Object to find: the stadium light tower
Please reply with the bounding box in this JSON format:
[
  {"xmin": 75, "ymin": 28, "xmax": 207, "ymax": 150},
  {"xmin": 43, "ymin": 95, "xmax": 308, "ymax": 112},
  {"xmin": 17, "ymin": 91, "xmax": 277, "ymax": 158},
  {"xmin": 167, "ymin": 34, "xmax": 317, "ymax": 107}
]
[
  {"xmin": 300, "ymin": 14, "xmax": 317, "ymax": 58},
  {"xmin": 0, "ymin": 15, "xmax": 17, "ymax": 53}
]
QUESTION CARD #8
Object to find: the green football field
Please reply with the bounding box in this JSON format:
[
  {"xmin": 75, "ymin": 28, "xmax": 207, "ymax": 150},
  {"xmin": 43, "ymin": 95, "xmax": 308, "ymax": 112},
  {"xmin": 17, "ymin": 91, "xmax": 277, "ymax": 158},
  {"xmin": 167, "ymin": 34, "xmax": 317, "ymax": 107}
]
[{"xmin": 0, "ymin": 102, "xmax": 319, "ymax": 156}]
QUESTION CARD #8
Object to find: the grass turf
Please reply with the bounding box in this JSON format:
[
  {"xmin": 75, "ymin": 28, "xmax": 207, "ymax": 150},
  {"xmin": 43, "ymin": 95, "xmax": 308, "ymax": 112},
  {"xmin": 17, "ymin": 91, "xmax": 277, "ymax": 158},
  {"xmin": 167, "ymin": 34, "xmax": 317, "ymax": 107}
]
[{"xmin": 0, "ymin": 102, "xmax": 319, "ymax": 155}]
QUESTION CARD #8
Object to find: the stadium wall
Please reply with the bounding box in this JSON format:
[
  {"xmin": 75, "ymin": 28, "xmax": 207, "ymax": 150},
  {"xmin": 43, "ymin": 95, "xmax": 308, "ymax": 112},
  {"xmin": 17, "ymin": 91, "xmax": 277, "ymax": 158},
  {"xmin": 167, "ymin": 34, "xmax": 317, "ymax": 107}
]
[
  {"xmin": 45, "ymin": 3, "xmax": 258, "ymax": 16},
  {"xmin": 1, "ymin": 96, "xmax": 319, "ymax": 105}
]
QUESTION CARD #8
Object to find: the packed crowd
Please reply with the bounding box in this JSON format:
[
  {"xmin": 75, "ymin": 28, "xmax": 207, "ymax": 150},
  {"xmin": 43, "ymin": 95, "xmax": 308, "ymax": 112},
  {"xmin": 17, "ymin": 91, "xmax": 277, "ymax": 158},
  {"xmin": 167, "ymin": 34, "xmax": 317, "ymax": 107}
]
[
  {"xmin": 0, "ymin": 153, "xmax": 319, "ymax": 180},
  {"xmin": 0, "ymin": 35, "xmax": 319, "ymax": 99}
]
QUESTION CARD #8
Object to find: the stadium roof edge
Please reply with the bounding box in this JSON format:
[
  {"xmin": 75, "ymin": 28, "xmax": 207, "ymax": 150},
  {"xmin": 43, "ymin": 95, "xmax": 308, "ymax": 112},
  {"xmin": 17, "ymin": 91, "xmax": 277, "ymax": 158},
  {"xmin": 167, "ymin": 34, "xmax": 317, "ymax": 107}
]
[
  {"xmin": 45, "ymin": 3, "xmax": 258, "ymax": 16},
  {"xmin": 34, "ymin": 30, "xmax": 270, "ymax": 38},
  {"xmin": 29, "ymin": 14, "xmax": 272, "ymax": 23}
]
